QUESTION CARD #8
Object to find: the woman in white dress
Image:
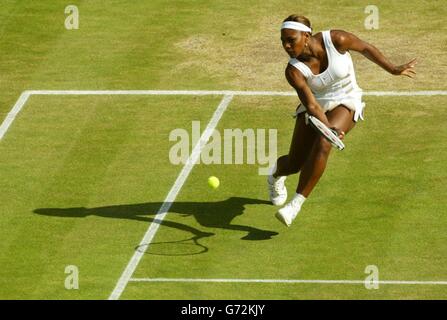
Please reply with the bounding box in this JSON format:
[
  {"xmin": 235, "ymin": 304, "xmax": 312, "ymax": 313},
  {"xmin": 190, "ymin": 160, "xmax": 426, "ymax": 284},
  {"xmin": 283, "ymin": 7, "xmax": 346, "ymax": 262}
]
[{"xmin": 268, "ymin": 15, "xmax": 417, "ymax": 227}]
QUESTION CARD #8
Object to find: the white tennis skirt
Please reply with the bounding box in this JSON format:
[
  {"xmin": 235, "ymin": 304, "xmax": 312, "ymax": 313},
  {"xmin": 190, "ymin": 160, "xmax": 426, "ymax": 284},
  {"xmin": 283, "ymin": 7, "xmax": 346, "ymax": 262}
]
[{"xmin": 295, "ymin": 92, "xmax": 365, "ymax": 122}]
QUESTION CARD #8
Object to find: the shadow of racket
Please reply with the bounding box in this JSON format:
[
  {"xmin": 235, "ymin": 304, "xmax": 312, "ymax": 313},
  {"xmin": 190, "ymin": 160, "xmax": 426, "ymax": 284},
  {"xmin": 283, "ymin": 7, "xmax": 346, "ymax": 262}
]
[{"xmin": 135, "ymin": 232, "xmax": 214, "ymax": 256}]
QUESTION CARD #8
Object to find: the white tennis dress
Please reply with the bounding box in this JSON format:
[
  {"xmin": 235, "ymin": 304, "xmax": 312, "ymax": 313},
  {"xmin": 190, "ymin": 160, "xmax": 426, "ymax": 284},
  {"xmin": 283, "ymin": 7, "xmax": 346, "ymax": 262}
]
[{"xmin": 289, "ymin": 30, "xmax": 365, "ymax": 122}]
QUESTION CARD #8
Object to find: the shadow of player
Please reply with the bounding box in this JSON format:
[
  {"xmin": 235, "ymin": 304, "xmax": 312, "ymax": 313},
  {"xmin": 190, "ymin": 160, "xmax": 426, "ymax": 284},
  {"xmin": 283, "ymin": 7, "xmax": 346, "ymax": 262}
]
[{"xmin": 34, "ymin": 197, "xmax": 278, "ymax": 242}]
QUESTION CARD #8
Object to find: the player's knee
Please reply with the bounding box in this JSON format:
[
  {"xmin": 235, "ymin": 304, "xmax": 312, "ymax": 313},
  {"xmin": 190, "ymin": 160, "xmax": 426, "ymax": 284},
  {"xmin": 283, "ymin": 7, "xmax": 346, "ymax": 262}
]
[{"xmin": 315, "ymin": 137, "xmax": 332, "ymax": 157}]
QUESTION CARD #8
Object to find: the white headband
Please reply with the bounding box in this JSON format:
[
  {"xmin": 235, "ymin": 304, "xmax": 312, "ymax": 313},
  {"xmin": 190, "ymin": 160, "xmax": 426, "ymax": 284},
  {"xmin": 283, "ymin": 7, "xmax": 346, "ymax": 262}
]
[{"xmin": 281, "ymin": 21, "xmax": 312, "ymax": 33}]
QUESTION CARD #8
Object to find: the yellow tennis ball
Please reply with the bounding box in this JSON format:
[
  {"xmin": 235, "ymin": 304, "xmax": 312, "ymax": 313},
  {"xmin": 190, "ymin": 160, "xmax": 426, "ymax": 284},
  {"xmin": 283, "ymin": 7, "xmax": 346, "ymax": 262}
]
[{"xmin": 208, "ymin": 176, "xmax": 220, "ymax": 189}]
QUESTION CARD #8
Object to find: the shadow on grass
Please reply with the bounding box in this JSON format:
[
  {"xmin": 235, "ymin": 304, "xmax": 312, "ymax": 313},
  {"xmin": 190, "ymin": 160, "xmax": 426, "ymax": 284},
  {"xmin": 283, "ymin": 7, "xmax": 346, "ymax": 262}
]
[{"xmin": 34, "ymin": 197, "xmax": 278, "ymax": 255}]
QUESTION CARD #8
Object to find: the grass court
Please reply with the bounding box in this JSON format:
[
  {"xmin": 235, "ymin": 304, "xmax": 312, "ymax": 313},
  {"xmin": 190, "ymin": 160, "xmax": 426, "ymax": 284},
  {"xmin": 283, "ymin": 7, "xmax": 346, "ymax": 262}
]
[{"xmin": 0, "ymin": 1, "xmax": 446, "ymax": 299}]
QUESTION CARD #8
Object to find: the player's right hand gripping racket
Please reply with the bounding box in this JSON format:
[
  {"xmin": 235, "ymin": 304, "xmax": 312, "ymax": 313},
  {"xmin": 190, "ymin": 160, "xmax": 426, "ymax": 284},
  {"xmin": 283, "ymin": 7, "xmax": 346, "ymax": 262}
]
[{"xmin": 308, "ymin": 115, "xmax": 345, "ymax": 151}]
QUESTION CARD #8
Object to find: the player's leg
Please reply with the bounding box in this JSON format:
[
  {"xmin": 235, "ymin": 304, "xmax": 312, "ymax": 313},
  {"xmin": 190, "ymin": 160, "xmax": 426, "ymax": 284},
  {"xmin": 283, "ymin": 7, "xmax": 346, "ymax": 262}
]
[
  {"xmin": 276, "ymin": 105, "xmax": 355, "ymax": 226},
  {"xmin": 297, "ymin": 105, "xmax": 355, "ymax": 197},
  {"xmin": 273, "ymin": 112, "xmax": 317, "ymax": 177},
  {"xmin": 268, "ymin": 112, "xmax": 316, "ymax": 206}
]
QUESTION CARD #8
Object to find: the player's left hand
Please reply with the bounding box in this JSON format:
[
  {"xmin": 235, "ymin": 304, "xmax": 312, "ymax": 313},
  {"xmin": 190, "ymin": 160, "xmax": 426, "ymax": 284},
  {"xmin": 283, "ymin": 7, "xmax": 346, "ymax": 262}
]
[
  {"xmin": 331, "ymin": 127, "xmax": 345, "ymax": 140},
  {"xmin": 392, "ymin": 58, "xmax": 417, "ymax": 78}
]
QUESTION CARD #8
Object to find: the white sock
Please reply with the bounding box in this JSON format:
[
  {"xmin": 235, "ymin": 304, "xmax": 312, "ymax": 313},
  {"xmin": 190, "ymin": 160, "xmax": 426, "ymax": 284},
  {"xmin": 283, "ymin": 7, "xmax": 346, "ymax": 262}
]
[
  {"xmin": 292, "ymin": 193, "xmax": 306, "ymax": 206},
  {"xmin": 269, "ymin": 163, "xmax": 277, "ymax": 176},
  {"xmin": 268, "ymin": 163, "xmax": 277, "ymax": 184}
]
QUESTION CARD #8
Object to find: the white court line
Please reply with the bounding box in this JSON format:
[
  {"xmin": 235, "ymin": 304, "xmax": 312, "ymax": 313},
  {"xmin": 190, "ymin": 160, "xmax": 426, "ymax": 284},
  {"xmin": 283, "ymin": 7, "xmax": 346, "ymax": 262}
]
[
  {"xmin": 27, "ymin": 89, "xmax": 447, "ymax": 96},
  {"xmin": 129, "ymin": 278, "xmax": 447, "ymax": 285},
  {"xmin": 2, "ymin": 90, "xmax": 445, "ymax": 140},
  {"xmin": 108, "ymin": 94, "xmax": 234, "ymax": 300},
  {"xmin": 0, "ymin": 91, "xmax": 30, "ymax": 141},
  {"xmin": 365, "ymin": 90, "xmax": 447, "ymax": 96}
]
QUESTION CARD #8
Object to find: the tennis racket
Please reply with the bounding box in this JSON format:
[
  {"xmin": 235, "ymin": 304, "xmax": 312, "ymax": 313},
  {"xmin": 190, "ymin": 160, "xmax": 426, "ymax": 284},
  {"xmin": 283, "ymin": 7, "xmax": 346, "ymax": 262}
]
[{"xmin": 308, "ymin": 115, "xmax": 345, "ymax": 151}]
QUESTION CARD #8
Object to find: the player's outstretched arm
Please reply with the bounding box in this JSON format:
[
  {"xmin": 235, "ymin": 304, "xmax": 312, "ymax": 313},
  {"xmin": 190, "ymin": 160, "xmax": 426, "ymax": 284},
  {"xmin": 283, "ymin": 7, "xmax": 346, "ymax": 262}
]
[{"xmin": 331, "ymin": 30, "xmax": 417, "ymax": 78}]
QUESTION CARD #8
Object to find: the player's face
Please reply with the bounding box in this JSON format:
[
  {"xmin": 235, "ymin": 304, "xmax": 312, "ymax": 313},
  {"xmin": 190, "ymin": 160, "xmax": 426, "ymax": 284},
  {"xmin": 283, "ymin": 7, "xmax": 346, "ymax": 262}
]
[{"xmin": 281, "ymin": 29, "xmax": 306, "ymax": 58}]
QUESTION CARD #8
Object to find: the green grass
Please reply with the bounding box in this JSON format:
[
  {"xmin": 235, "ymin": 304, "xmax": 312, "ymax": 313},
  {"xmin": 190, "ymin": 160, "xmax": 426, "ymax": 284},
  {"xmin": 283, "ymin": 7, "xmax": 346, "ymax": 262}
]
[{"xmin": 0, "ymin": 1, "xmax": 446, "ymax": 299}]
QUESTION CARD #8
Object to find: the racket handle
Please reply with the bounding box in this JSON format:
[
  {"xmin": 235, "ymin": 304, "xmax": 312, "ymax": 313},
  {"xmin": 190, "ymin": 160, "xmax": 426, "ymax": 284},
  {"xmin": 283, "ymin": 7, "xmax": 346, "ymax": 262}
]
[{"xmin": 330, "ymin": 128, "xmax": 339, "ymax": 136}]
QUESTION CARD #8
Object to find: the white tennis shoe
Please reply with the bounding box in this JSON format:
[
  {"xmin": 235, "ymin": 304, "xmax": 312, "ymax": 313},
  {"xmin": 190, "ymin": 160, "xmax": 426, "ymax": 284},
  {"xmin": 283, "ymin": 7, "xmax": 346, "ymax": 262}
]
[
  {"xmin": 267, "ymin": 175, "xmax": 287, "ymax": 206},
  {"xmin": 276, "ymin": 194, "xmax": 305, "ymax": 227}
]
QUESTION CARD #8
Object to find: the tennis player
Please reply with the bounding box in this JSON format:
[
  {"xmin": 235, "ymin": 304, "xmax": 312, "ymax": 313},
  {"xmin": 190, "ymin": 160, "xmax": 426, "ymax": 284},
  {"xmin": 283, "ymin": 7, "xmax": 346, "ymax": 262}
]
[{"xmin": 268, "ymin": 15, "xmax": 416, "ymax": 227}]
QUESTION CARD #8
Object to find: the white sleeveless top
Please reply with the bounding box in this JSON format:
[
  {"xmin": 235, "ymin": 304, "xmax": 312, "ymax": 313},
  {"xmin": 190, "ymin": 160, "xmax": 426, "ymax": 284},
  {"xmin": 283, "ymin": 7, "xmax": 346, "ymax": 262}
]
[{"xmin": 289, "ymin": 30, "xmax": 365, "ymax": 121}]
